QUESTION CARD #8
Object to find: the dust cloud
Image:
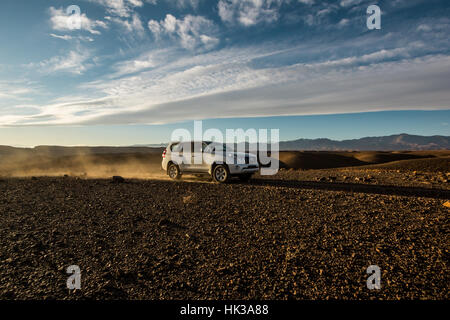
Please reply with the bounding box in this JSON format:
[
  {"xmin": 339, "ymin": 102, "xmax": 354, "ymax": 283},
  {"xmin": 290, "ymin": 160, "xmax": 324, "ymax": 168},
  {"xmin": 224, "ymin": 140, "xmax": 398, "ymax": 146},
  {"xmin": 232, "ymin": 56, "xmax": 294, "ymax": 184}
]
[{"xmin": 0, "ymin": 148, "xmax": 167, "ymax": 179}]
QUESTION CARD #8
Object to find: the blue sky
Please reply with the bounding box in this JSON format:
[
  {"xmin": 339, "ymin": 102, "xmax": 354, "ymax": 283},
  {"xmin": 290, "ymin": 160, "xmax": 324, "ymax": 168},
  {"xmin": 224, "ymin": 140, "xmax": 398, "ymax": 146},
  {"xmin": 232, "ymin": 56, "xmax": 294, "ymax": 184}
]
[{"xmin": 0, "ymin": 0, "xmax": 449, "ymax": 146}]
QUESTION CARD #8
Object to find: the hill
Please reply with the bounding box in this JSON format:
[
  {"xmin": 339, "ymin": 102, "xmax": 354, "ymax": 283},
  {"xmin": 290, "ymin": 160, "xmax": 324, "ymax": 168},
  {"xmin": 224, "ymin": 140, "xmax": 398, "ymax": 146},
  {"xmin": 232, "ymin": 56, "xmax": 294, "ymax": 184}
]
[{"xmin": 279, "ymin": 134, "xmax": 449, "ymax": 151}]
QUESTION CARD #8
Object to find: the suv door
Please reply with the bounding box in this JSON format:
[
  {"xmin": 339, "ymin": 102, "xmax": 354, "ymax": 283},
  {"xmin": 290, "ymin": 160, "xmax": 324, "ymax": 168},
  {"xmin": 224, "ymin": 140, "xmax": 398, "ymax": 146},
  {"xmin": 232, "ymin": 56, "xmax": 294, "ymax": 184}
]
[
  {"xmin": 172, "ymin": 142, "xmax": 192, "ymax": 171},
  {"xmin": 189, "ymin": 141, "xmax": 209, "ymax": 172}
]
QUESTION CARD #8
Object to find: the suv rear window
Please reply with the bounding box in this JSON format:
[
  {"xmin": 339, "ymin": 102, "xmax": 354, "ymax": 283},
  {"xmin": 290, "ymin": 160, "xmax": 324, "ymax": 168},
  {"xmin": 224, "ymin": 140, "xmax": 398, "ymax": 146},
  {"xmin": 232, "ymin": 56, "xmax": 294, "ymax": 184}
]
[
  {"xmin": 170, "ymin": 143, "xmax": 181, "ymax": 152},
  {"xmin": 170, "ymin": 142, "xmax": 191, "ymax": 152}
]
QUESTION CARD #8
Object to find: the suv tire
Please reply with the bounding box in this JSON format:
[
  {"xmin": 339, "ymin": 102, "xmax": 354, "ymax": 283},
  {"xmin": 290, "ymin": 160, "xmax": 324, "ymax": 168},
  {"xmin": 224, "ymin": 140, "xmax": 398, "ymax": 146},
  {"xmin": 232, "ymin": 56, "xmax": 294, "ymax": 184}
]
[
  {"xmin": 212, "ymin": 164, "xmax": 230, "ymax": 183},
  {"xmin": 168, "ymin": 163, "xmax": 181, "ymax": 180}
]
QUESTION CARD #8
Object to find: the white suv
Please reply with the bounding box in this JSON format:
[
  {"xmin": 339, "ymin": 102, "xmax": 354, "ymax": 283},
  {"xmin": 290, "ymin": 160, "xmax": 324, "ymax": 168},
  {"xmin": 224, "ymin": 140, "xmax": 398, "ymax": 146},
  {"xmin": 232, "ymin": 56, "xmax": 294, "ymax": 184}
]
[{"xmin": 161, "ymin": 141, "xmax": 259, "ymax": 183}]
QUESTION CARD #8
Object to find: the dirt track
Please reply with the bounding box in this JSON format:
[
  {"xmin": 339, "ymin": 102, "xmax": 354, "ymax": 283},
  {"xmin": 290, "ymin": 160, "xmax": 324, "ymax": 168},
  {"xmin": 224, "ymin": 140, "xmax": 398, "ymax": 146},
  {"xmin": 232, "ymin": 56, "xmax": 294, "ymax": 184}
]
[{"xmin": 0, "ymin": 173, "xmax": 448, "ymax": 300}]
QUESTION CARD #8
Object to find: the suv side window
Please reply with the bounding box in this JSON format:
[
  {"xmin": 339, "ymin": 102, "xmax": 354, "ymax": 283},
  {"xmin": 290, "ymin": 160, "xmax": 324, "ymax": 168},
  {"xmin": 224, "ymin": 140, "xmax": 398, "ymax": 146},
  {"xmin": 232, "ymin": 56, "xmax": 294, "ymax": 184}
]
[
  {"xmin": 170, "ymin": 143, "xmax": 180, "ymax": 152},
  {"xmin": 193, "ymin": 142, "xmax": 205, "ymax": 153}
]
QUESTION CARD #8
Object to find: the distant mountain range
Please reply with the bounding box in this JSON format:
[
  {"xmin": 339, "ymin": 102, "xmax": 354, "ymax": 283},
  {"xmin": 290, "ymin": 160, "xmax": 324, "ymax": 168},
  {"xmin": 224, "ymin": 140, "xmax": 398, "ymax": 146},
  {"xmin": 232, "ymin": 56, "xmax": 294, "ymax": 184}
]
[
  {"xmin": 131, "ymin": 134, "xmax": 450, "ymax": 151},
  {"xmin": 279, "ymin": 134, "xmax": 449, "ymax": 151},
  {"xmin": 1, "ymin": 134, "xmax": 448, "ymax": 155}
]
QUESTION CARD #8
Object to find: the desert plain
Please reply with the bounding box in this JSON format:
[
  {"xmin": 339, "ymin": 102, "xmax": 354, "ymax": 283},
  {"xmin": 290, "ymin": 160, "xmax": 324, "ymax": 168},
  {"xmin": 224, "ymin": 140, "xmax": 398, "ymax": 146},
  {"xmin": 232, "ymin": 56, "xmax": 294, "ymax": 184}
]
[{"xmin": 0, "ymin": 147, "xmax": 448, "ymax": 299}]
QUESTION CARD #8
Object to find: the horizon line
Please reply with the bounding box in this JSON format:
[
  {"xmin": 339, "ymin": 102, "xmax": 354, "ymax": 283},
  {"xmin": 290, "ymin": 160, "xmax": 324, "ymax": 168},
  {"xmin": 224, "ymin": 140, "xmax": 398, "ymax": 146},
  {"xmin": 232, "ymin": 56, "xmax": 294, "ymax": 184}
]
[{"xmin": 3, "ymin": 132, "xmax": 449, "ymax": 149}]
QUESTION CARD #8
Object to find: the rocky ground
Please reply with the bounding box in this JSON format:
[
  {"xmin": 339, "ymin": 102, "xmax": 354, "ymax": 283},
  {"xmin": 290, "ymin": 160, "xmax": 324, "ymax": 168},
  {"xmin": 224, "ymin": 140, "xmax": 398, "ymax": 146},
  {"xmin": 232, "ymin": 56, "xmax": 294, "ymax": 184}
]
[
  {"xmin": 275, "ymin": 167, "xmax": 450, "ymax": 190},
  {"xmin": 0, "ymin": 168, "xmax": 448, "ymax": 300}
]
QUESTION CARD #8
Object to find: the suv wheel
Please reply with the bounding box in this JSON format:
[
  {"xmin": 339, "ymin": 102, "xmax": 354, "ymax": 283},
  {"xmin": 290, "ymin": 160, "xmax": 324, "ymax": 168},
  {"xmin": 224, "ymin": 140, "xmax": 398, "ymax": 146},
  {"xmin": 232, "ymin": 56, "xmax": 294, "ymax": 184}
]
[
  {"xmin": 212, "ymin": 164, "xmax": 229, "ymax": 183},
  {"xmin": 168, "ymin": 163, "xmax": 181, "ymax": 180}
]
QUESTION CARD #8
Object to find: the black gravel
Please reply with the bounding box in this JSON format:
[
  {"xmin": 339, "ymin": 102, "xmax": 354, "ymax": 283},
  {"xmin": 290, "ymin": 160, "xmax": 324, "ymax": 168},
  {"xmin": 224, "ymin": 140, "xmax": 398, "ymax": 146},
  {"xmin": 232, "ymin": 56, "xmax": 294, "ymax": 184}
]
[{"xmin": 0, "ymin": 176, "xmax": 448, "ymax": 299}]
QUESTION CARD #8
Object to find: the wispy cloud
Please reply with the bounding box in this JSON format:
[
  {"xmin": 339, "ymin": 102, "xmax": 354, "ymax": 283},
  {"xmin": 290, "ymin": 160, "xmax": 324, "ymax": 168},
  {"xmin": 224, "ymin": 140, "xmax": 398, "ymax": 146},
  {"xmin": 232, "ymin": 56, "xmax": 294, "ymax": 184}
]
[
  {"xmin": 49, "ymin": 33, "xmax": 95, "ymax": 42},
  {"xmin": 87, "ymin": 0, "xmax": 145, "ymax": 17},
  {"xmin": 1, "ymin": 0, "xmax": 449, "ymax": 129},
  {"xmin": 26, "ymin": 48, "xmax": 92, "ymax": 75},
  {"xmin": 0, "ymin": 82, "xmax": 45, "ymax": 124},
  {"xmin": 298, "ymin": 0, "xmax": 314, "ymax": 5},
  {"xmin": 148, "ymin": 14, "xmax": 219, "ymax": 50},
  {"xmin": 173, "ymin": 0, "xmax": 202, "ymax": 9},
  {"xmin": 79, "ymin": 54, "xmax": 450, "ymax": 126},
  {"xmin": 111, "ymin": 49, "xmax": 165, "ymax": 77},
  {"xmin": 49, "ymin": 33, "xmax": 73, "ymax": 41},
  {"xmin": 337, "ymin": 18, "xmax": 350, "ymax": 27},
  {"xmin": 0, "ymin": 81, "xmax": 41, "ymax": 103},
  {"xmin": 339, "ymin": 0, "xmax": 364, "ymax": 7},
  {"xmin": 106, "ymin": 13, "xmax": 146, "ymax": 38},
  {"xmin": 5, "ymin": 41, "xmax": 450, "ymax": 126},
  {"xmin": 218, "ymin": 0, "xmax": 284, "ymax": 26}
]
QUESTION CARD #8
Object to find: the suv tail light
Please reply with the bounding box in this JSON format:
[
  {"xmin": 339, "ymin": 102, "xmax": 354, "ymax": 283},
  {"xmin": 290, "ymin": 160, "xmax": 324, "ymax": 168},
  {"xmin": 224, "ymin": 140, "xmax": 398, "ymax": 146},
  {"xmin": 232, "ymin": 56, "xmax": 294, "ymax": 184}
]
[{"xmin": 162, "ymin": 149, "xmax": 166, "ymax": 159}]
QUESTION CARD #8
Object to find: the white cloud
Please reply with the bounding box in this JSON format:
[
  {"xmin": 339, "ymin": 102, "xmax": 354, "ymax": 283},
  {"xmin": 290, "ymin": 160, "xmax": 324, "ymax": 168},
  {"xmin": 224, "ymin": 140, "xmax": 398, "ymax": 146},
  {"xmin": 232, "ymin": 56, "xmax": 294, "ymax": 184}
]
[
  {"xmin": 337, "ymin": 18, "xmax": 350, "ymax": 27},
  {"xmin": 298, "ymin": 0, "xmax": 314, "ymax": 5},
  {"xmin": 174, "ymin": 0, "xmax": 201, "ymax": 9},
  {"xmin": 0, "ymin": 81, "xmax": 41, "ymax": 104},
  {"xmin": 308, "ymin": 47, "xmax": 412, "ymax": 69},
  {"xmin": 106, "ymin": 13, "xmax": 145, "ymax": 37},
  {"xmin": 49, "ymin": 7, "xmax": 108, "ymax": 35},
  {"xmin": 50, "ymin": 33, "xmax": 73, "ymax": 41},
  {"xmin": 50, "ymin": 33, "xmax": 95, "ymax": 42},
  {"xmin": 148, "ymin": 14, "xmax": 219, "ymax": 50},
  {"xmin": 111, "ymin": 50, "xmax": 167, "ymax": 77},
  {"xmin": 417, "ymin": 24, "xmax": 432, "ymax": 32},
  {"xmin": 218, "ymin": 0, "xmax": 284, "ymax": 26},
  {"xmin": 87, "ymin": 0, "xmax": 144, "ymax": 17},
  {"xmin": 147, "ymin": 0, "xmax": 201, "ymax": 9},
  {"xmin": 317, "ymin": 8, "xmax": 333, "ymax": 16},
  {"xmin": 303, "ymin": 14, "xmax": 315, "ymax": 26},
  {"xmin": 340, "ymin": 0, "xmax": 363, "ymax": 7},
  {"xmin": 416, "ymin": 18, "xmax": 450, "ymax": 34},
  {"xmin": 2, "ymin": 0, "xmax": 450, "ymax": 129},
  {"xmin": 115, "ymin": 59, "xmax": 155, "ymax": 75},
  {"xmin": 27, "ymin": 49, "xmax": 92, "ymax": 75},
  {"xmin": 80, "ymin": 54, "xmax": 450, "ymax": 126},
  {"xmin": 162, "ymin": 14, "xmax": 177, "ymax": 33},
  {"xmin": 5, "ymin": 40, "xmax": 450, "ymax": 126},
  {"xmin": 148, "ymin": 20, "xmax": 162, "ymax": 36}
]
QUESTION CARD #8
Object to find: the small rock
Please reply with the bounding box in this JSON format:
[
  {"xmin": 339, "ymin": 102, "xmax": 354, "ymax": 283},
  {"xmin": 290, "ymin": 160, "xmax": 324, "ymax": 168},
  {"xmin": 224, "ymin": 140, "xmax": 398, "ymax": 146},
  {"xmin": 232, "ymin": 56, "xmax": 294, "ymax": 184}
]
[
  {"xmin": 112, "ymin": 176, "xmax": 125, "ymax": 183},
  {"xmin": 183, "ymin": 195, "xmax": 193, "ymax": 204},
  {"xmin": 158, "ymin": 218, "xmax": 170, "ymax": 226}
]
